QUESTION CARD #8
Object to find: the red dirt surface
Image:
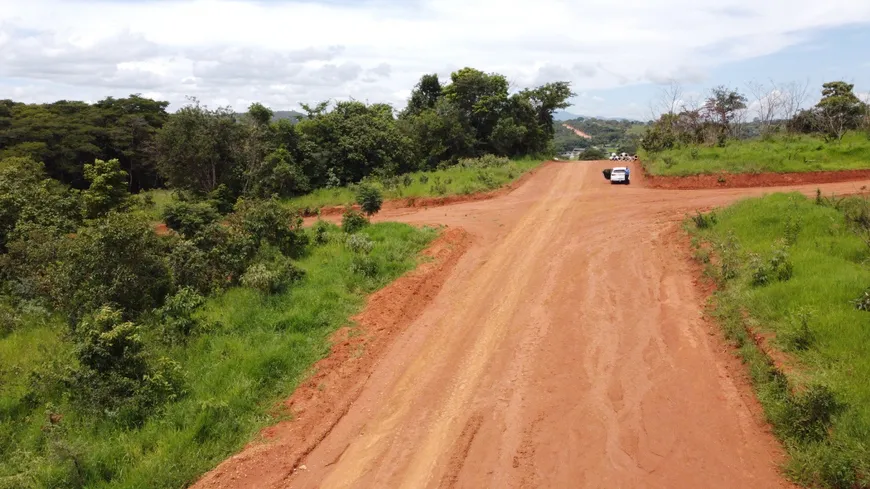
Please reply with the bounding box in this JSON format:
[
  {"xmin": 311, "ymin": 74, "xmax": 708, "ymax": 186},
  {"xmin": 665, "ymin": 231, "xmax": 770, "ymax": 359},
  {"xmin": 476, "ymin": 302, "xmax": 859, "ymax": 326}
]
[
  {"xmin": 315, "ymin": 162, "xmax": 550, "ymax": 217},
  {"xmin": 643, "ymin": 166, "xmax": 870, "ymax": 190},
  {"xmin": 193, "ymin": 161, "xmax": 870, "ymax": 489},
  {"xmin": 563, "ymin": 123, "xmax": 593, "ymax": 139}
]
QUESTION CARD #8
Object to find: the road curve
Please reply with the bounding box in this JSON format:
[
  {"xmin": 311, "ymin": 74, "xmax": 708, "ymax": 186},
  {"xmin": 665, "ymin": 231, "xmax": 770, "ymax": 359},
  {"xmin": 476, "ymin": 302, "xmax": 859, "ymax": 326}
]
[{"xmin": 198, "ymin": 161, "xmax": 870, "ymax": 489}]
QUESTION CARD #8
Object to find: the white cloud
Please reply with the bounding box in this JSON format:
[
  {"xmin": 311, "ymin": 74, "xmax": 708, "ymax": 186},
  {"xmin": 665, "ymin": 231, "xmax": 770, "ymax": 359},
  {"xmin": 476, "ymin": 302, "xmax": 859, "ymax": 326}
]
[{"xmin": 1, "ymin": 0, "xmax": 869, "ymax": 112}]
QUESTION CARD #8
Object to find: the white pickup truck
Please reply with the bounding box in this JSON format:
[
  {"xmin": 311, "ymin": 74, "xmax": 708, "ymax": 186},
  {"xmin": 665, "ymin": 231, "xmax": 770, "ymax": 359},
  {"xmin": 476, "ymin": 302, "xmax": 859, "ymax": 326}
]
[{"xmin": 609, "ymin": 166, "xmax": 630, "ymax": 185}]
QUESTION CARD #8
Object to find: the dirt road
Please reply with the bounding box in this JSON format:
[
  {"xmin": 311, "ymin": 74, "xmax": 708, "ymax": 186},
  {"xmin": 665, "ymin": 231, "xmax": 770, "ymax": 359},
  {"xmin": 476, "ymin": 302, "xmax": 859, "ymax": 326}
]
[
  {"xmin": 196, "ymin": 162, "xmax": 870, "ymax": 489},
  {"xmin": 563, "ymin": 124, "xmax": 593, "ymax": 139}
]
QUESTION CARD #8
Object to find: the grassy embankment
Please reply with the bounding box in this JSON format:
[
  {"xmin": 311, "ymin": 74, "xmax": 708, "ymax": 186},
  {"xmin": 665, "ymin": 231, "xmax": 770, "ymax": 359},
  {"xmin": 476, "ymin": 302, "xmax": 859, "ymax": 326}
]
[
  {"xmin": 284, "ymin": 157, "xmax": 541, "ymax": 210},
  {"xmin": 0, "ymin": 222, "xmax": 436, "ymax": 489},
  {"xmin": 688, "ymin": 193, "xmax": 870, "ymax": 488},
  {"xmin": 644, "ymin": 131, "xmax": 870, "ymax": 176}
]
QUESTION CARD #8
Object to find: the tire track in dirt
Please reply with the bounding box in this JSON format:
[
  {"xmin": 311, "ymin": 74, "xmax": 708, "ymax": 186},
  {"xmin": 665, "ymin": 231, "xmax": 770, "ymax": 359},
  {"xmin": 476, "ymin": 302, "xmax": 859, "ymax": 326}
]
[{"xmin": 195, "ymin": 161, "xmax": 870, "ymax": 489}]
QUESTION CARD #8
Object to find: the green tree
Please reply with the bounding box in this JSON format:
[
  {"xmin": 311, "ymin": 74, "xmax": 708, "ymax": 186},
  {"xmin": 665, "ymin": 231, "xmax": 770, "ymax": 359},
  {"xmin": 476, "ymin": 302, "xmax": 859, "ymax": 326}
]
[
  {"xmin": 401, "ymin": 98, "xmax": 474, "ymax": 168},
  {"xmin": 297, "ymin": 101, "xmax": 413, "ymax": 184},
  {"xmin": 402, "ymin": 74, "xmax": 443, "ymax": 117},
  {"xmin": 356, "ymin": 183, "xmax": 383, "ymax": 216},
  {"xmin": 161, "ymin": 201, "xmax": 219, "ymax": 238},
  {"xmin": 82, "ymin": 158, "xmax": 130, "ymax": 218},
  {"xmin": 816, "ymin": 81, "xmax": 866, "ymax": 141},
  {"xmin": 154, "ymin": 99, "xmax": 244, "ymax": 195},
  {"xmin": 248, "ymin": 147, "xmax": 311, "ymax": 198},
  {"xmin": 443, "ymin": 68, "xmax": 510, "ymax": 152},
  {"xmin": 704, "ymin": 86, "xmax": 748, "ymax": 139}
]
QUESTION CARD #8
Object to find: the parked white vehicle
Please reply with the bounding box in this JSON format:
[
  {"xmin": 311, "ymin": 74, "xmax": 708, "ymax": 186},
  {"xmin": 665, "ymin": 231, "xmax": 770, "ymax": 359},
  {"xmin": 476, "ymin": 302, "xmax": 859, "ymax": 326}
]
[{"xmin": 609, "ymin": 166, "xmax": 630, "ymax": 185}]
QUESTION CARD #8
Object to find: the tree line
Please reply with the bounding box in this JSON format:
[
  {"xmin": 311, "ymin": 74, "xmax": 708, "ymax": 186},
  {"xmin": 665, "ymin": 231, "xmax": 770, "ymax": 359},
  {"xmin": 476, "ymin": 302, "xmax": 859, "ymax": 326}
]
[
  {"xmin": 1, "ymin": 67, "xmax": 572, "ymax": 198},
  {"xmin": 641, "ymin": 80, "xmax": 870, "ymax": 152}
]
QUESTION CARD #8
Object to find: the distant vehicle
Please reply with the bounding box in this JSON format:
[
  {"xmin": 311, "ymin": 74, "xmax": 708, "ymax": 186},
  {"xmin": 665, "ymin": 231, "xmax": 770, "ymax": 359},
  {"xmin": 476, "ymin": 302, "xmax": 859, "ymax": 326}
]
[{"xmin": 609, "ymin": 166, "xmax": 630, "ymax": 185}]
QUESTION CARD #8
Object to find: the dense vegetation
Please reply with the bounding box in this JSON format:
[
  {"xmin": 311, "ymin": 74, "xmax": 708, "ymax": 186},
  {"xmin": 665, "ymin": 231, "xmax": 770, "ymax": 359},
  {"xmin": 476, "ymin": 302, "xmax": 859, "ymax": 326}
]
[
  {"xmin": 689, "ymin": 193, "xmax": 870, "ymax": 488},
  {"xmin": 0, "ymin": 66, "xmax": 571, "ymax": 488},
  {"xmin": 641, "ymin": 81, "xmax": 870, "ymax": 175}
]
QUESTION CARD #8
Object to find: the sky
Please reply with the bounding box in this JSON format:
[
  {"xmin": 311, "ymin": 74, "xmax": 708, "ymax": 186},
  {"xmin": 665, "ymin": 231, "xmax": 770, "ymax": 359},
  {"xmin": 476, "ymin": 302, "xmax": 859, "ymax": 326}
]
[{"xmin": 1, "ymin": 0, "xmax": 869, "ymax": 120}]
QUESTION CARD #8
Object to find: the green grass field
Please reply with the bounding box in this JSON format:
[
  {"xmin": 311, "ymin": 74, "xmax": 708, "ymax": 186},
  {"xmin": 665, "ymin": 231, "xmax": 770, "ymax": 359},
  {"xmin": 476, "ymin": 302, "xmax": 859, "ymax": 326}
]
[
  {"xmin": 284, "ymin": 158, "xmax": 541, "ymax": 210},
  {"xmin": 643, "ymin": 131, "xmax": 870, "ymax": 176},
  {"xmin": 0, "ymin": 222, "xmax": 436, "ymax": 489},
  {"xmin": 688, "ymin": 193, "xmax": 870, "ymax": 488}
]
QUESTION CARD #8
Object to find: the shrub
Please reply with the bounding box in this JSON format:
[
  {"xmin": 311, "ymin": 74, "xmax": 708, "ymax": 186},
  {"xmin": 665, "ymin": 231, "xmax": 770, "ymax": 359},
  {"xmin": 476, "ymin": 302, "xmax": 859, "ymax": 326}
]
[
  {"xmin": 769, "ymin": 240, "xmax": 794, "ymax": 282},
  {"xmin": 346, "ymin": 233, "xmax": 374, "ymax": 254},
  {"xmin": 230, "ymin": 198, "xmax": 308, "ymax": 258},
  {"xmin": 717, "ymin": 231, "xmax": 742, "ymax": 281},
  {"xmin": 356, "ymin": 183, "xmax": 383, "ymax": 216},
  {"xmin": 419, "ymin": 174, "xmax": 429, "ymax": 184},
  {"xmin": 782, "ymin": 308, "xmax": 815, "ymax": 351},
  {"xmin": 430, "ymin": 176, "xmax": 448, "ymax": 195},
  {"xmin": 162, "ymin": 201, "xmax": 219, "ymax": 238},
  {"xmin": 402, "ymin": 175, "xmax": 413, "ymax": 187},
  {"xmin": 350, "ymin": 255, "xmax": 378, "ymax": 277},
  {"xmin": 458, "ymin": 154, "xmax": 510, "ymax": 168},
  {"xmin": 691, "ymin": 210, "xmax": 717, "ymax": 229},
  {"xmin": 240, "ymin": 256, "xmax": 305, "ymax": 294},
  {"xmin": 70, "ymin": 306, "xmax": 184, "ymax": 426},
  {"xmin": 476, "ymin": 170, "xmax": 497, "ymax": 189},
  {"xmin": 782, "ymin": 385, "xmax": 843, "ymax": 443},
  {"xmin": 155, "ymin": 287, "xmax": 206, "ymax": 342},
  {"xmin": 0, "ymin": 298, "xmax": 17, "ymax": 337},
  {"xmin": 342, "ymin": 208, "xmax": 369, "ymax": 234},
  {"xmin": 206, "ymin": 184, "xmax": 236, "ymax": 214},
  {"xmin": 82, "ymin": 158, "xmax": 130, "ymax": 219},
  {"xmin": 749, "ymin": 253, "xmax": 771, "ymax": 287},
  {"xmin": 48, "ymin": 212, "xmax": 172, "ymax": 321},
  {"xmin": 312, "ymin": 219, "xmax": 334, "ymax": 245}
]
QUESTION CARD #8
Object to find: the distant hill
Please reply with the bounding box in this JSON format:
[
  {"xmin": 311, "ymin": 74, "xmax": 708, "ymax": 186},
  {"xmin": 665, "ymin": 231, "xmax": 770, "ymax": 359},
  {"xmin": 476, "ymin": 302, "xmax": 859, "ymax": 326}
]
[
  {"xmin": 273, "ymin": 110, "xmax": 306, "ymax": 122},
  {"xmin": 554, "ymin": 111, "xmax": 584, "ymax": 121}
]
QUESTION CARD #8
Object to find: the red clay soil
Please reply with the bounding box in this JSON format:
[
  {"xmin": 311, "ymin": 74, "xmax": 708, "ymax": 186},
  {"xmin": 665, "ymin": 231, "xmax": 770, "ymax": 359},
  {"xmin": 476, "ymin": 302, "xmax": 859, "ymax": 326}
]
[
  {"xmin": 193, "ymin": 161, "xmax": 870, "ymax": 489},
  {"xmin": 563, "ymin": 123, "xmax": 593, "ymax": 139},
  {"xmin": 193, "ymin": 228, "xmax": 472, "ymax": 489},
  {"xmin": 316, "ymin": 162, "xmax": 552, "ymax": 217},
  {"xmin": 643, "ymin": 166, "xmax": 870, "ymax": 190}
]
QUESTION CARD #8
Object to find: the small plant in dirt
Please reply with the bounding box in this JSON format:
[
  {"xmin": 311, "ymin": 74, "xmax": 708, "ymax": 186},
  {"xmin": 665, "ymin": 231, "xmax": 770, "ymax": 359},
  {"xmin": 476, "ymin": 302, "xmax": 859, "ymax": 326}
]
[
  {"xmin": 816, "ymin": 188, "xmax": 823, "ymax": 205},
  {"xmin": 355, "ymin": 183, "xmax": 383, "ymax": 216},
  {"xmin": 345, "ymin": 233, "xmax": 374, "ymax": 254},
  {"xmin": 852, "ymin": 287, "xmax": 870, "ymax": 311},
  {"xmin": 341, "ymin": 208, "xmax": 369, "ymax": 234}
]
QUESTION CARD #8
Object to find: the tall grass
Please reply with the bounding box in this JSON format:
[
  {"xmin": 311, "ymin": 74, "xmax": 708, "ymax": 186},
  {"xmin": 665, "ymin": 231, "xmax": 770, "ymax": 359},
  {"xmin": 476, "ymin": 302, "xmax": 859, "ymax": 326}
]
[
  {"xmin": 688, "ymin": 193, "xmax": 870, "ymax": 488},
  {"xmin": 0, "ymin": 222, "xmax": 437, "ymax": 489},
  {"xmin": 644, "ymin": 131, "xmax": 870, "ymax": 176},
  {"xmin": 285, "ymin": 158, "xmax": 541, "ymax": 210}
]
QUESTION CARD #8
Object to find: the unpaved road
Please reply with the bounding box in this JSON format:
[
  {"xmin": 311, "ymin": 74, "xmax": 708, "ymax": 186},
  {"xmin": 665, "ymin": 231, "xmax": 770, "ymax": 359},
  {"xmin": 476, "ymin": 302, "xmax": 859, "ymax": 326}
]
[
  {"xmin": 563, "ymin": 123, "xmax": 593, "ymax": 139},
  {"xmin": 197, "ymin": 161, "xmax": 870, "ymax": 489}
]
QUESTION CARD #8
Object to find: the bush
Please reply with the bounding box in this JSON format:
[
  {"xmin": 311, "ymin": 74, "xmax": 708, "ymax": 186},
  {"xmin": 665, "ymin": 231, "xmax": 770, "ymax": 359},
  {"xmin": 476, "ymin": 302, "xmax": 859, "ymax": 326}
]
[
  {"xmin": 155, "ymin": 287, "xmax": 206, "ymax": 342},
  {"xmin": 162, "ymin": 201, "xmax": 219, "ymax": 238},
  {"xmin": 342, "ymin": 208, "xmax": 369, "ymax": 234},
  {"xmin": 769, "ymin": 240, "xmax": 794, "ymax": 282},
  {"xmin": 749, "ymin": 253, "xmax": 771, "ymax": 286},
  {"xmin": 48, "ymin": 212, "xmax": 172, "ymax": 321},
  {"xmin": 312, "ymin": 219, "xmax": 335, "ymax": 245},
  {"xmin": 355, "ymin": 183, "xmax": 383, "ymax": 216},
  {"xmin": 476, "ymin": 170, "xmax": 497, "ymax": 189},
  {"xmin": 346, "ymin": 233, "xmax": 374, "ymax": 254},
  {"xmin": 782, "ymin": 385, "xmax": 843, "ymax": 443},
  {"xmin": 402, "ymin": 175, "xmax": 413, "ymax": 187},
  {"xmin": 230, "ymin": 198, "xmax": 308, "ymax": 258},
  {"xmin": 782, "ymin": 308, "xmax": 815, "ymax": 351},
  {"xmin": 82, "ymin": 158, "xmax": 130, "ymax": 219},
  {"xmin": 0, "ymin": 298, "xmax": 17, "ymax": 337},
  {"xmin": 419, "ymin": 174, "xmax": 429, "ymax": 184},
  {"xmin": 457, "ymin": 154, "xmax": 510, "ymax": 168},
  {"xmin": 350, "ymin": 255, "xmax": 378, "ymax": 277},
  {"xmin": 240, "ymin": 256, "xmax": 305, "ymax": 294},
  {"xmin": 206, "ymin": 184, "xmax": 236, "ymax": 214},
  {"xmin": 717, "ymin": 231, "xmax": 742, "ymax": 281},
  {"xmin": 70, "ymin": 306, "xmax": 183, "ymax": 426},
  {"xmin": 691, "ymin": 210, "xmax": 717, "ymax": 229}
]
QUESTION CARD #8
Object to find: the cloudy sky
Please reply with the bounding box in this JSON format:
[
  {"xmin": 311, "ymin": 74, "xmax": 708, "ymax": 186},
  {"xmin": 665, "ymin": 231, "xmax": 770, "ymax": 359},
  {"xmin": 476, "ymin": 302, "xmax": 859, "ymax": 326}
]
[{"xmin": 1, "ymin": 0, "xmax": 869, "ymax": 119}]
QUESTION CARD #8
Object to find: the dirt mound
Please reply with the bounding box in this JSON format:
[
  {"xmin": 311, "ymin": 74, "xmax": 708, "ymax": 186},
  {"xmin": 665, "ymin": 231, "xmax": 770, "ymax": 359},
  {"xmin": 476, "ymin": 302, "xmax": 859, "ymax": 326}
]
[
  {"xmin": 316, "ymin": 162, "xmax": 552, "ymax": 217},
  {"xmin": 191, "ymin": 227, "xmax": 472, "ymax": 489},
  {"xmin": 643, "ymin": 167, "xmax": 870, "ymax": 190}
]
